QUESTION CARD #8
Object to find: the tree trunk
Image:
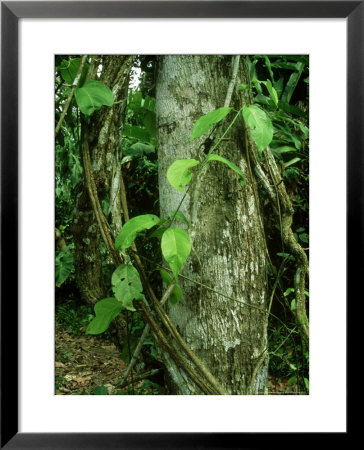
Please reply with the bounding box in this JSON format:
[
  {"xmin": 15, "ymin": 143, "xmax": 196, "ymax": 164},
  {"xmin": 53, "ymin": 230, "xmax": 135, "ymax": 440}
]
[
  {"xmin": 72, "ymin": 56, "xmax": 134, "ymax": 343},
  {"xmin": 157, "ymin": 55, "xmax": 269, "ymax": 394}
]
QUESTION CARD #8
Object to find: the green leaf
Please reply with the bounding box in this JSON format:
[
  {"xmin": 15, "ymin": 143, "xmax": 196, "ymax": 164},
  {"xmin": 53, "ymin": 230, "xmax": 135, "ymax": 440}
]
[
  {"xmin": 239, "ymin": 83, "xmax": 249, "ymax": 91},
  {"xmin": 287, "ymin": 375, "xmax": 297, "ymax": 386},
  {"xmin": 277, "ymin": 252, "xmax": 295, "ymax": 261},
  {"xmin": 166, "ymin": 159, "xmax": 200, "ymax": 192},
  {"xmin": 284, "ymin": 157, "xmax": 301, "ymax": 168},
  {"xmin": 141, "ymin": 110, "xmax": 157, "ymax": 138},
  {"xmin": 206, "ymin": 154, "xmax": 245, "ymax": 188},
  {"xmin": 94, "ymin": 385, "xmax": 109, "ymax": 395},
  {"xmin": 70, "ymin": 163, "xmax": 82, "ymax": 188},
  {"xmin": 273, "ymin": 146, "xmax": 297, "ymax": 155},
  {"xmin": 299, "ymin": 233, "xmax": 309, "ymax": 244},
  {"xmin": 122, "ymin": 124, "xmax": 152, "ymax": 143},
  {"xmin": 242, "ymin": 105, "xmax": 273, "ymax": 155},
  {"xmin": 284, "ymin": 288, "xmax": 295, "ymax": 297},
  {"xmin": 304, "ymin": 377, "xmax": 309, "ymax": 390},
  {"xmin": 247, "ymin": 57, "xmax": 262, "ymax": 94},
  {"xmin": 143, "ymin": 95, "xmax": 156, "ymax": 113},
  {"xmin": 59, "ymin": 57, "xmax": 88, "ymax": 86},
  {"xmin": 115, "ymin": 214, "xmax": 160, "ymax": 250},
  {"xmin": 277, "ymin": 116, "xmax": 309, "ymax": 137},
  {"xmin": 254, "ymin": 94, "xmax": 276, "ymax": 109},
  {"xmin": 55, "ymin": 247, "xmax": 74, "ymax": 287},
  {"xmin": 129, "ymin": 91, "xmax": 143, "ymax": 110},
  {"xmin": 161, "ymin": 228, "xmax": 191, "ymax": 280},
  {"xmin": 273, "ymin": 76, "xmax": 284, "ymax": 99},
  {"xmin": 86, "ymin": 298, "xmax": 123, "ymax": 335},
  {"xmin": 263, "ymin": 55, "xmax": 274, "ymax": 82},
  {"xmin": 111, "ymin": 264, "xmax": 144, "ymax": 311},
  {"xmin": 263, "ymin": 79, "xmax": 278, "ymax": 107},
  {"xmin": 254, "ymin": 77, "xmax": 278, "ymax": 107},
  {"xmin": 278, "ymin": 101, "xmax": 307, "ymax": 118},
  {"xmin": 270, "ymin": 61, "xmax": 298, "ymax": 71},
  {"xmin": 291, "ymin": 134, "xmax": 302, "ymax": 150},
  {"xmin": 160, "ymin": 269, "xmax": 183, "ymax": 305},
  {"xmin": 169, "ymin": 210, "xmax": 189, "ymax": 226},
  {"xmin": 55, "ymin": 376, "xmax": 67, "ymax": 382},
  {"xmin": 281, "ymin": 61, "xmax": 304, "ymax": 104},
  {"xmin": 190, "ymin": 107, "xmax": 232, "ymax": 141},
  {"xmin": 75, "ymin": 80, "xmax": 114, "ymax": 116},
  {"xmin": 290, "ymin": 298, "xmax": 296, "ymax": 311}
]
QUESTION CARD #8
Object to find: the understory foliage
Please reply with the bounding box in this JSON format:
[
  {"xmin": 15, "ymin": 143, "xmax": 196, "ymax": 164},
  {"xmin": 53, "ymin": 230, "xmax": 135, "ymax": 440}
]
[
  {"xmin": 248, "ymin": 55, "xmax": 309, "ymax": 390},
  {"xmin": 55, "ymin": 55, "xmax": 309, "ymax": 394}
]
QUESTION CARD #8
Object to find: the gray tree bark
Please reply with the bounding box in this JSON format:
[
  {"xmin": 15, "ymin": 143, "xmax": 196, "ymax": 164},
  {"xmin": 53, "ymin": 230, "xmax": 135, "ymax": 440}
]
[{"xmin": 157, "ymin": 55, "xmax": 269, "ymax": 394}]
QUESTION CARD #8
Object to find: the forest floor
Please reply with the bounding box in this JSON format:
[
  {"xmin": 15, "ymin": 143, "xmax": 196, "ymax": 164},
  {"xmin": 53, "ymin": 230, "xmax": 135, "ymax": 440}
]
[
  {"xmin": 55, "ymin": 325, "xmax": 300, "ymax": 395},
  {"xmin": 55, "ymin": 326, "xmax": 128, "ymax": 395}
]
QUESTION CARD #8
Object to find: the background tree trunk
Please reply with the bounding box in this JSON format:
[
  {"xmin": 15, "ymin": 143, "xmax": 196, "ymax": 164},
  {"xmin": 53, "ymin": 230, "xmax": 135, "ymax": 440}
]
[
  {"xmin": 157, "ymin": 55, "xmax": 269, "ymax": 394},
  {"xmin": 72, "ymin": 56, "xmax": 134, "ymax": 343}
]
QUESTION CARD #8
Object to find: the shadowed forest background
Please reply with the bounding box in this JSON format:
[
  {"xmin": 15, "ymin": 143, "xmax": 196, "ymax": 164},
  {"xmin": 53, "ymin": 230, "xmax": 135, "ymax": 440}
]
[{"xmin": 55, "ymin": 55, "xmax": 309, "ymax": 395}]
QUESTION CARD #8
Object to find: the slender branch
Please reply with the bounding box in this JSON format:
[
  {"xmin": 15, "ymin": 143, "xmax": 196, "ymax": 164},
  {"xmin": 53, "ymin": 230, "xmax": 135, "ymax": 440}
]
[
  {"xmin": 247, "ymin": 348, "xmax": 269, "ymax": 395},
  {"xmin": 118, "ymin": 369, "xmax": 160, "ymax": 390},
  {"xmin": 82, "ymin": 135, "xmax": 122, "ymax": 265},
  {"xmin": 55, "ymin": 55, "xmax": 87, "ymax": 136},
  {"xmin": 224, "ymin": 55, "xmax": 240, "ymax": 108},
  {"xmin": 119, "ymin": 281, "xmax": 176, "ymax": 387},
  {"xmin": 264, "ymin": 148, "xmax": 309, "ymax": 345}
]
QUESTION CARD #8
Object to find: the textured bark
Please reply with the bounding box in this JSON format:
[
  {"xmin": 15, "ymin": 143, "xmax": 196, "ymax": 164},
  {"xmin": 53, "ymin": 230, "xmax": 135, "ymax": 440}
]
[
  {"xmin": 157, "ymin": 56, "xmax": 269, "ymax": 394},
  {"xmin": 72, "ymin": 56, "xmax": 134, "ymax": 342}
]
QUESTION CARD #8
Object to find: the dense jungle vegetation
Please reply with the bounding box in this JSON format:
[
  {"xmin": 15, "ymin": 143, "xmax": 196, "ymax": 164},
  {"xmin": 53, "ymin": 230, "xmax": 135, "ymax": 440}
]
[{"xmin": 55, "ymin": 55, "xmax": 309, "ymax": 395}]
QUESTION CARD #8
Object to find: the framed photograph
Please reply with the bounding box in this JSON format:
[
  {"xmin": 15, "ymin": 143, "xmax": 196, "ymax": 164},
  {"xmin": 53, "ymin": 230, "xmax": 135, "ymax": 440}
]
[{"xmin": 1, "ymin": 1, "xmax": 356, "ymax": 447}]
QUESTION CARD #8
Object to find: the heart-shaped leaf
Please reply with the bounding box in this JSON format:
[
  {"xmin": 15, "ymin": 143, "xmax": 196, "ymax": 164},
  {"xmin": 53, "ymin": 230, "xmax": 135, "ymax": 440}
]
[
  {"xmin": 190, "ymin": 107, "xmax": 232, "ymax": 141},
  {"xmin": 59, "ymin": 57, "xmax": 88, "ymax": 86},
  {"xmin": 161, "ymin": 228, "xmax": 191, "ymax": 279},
  {"xmin": 75, "ymin": 80, "xmax": 114, "ymax": 116},
  {"xmin": 111, "ymin": 264, "xmax": 144, "ymax": 311},
  {"xmin": 55, "ymin": 246, "xmax": 74, "ymax": 287},
  {"xmin": 86, "ymin": 298, "xmax": 123, "ymax": 335},
  {"xmin": 115, "ymin": 214, "xmax": 160, "ymax": 250},
  {"xmin": 166, "ymin": 159, "xmax": 200, "ymax": 192},
  {"xmin": 242, "ymin": 104, "xmax": 273, "ymax": 155}
]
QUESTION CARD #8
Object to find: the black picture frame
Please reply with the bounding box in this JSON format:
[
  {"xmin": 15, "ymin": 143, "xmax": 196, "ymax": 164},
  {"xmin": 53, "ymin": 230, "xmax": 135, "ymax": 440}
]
[{"xmin": 1, "ymin": 1, "xmax": 357, "ymax": 447}]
